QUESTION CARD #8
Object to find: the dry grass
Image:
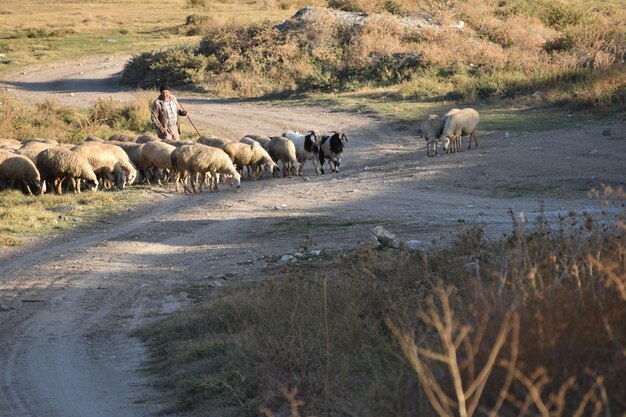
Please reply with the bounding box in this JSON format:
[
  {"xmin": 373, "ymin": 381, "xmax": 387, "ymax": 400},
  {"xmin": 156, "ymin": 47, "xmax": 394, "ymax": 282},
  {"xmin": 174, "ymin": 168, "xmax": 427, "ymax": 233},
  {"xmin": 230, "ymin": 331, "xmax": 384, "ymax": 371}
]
[
  {"xmin": 0, "ymin": 91, "xmax": 154, "ymax": 142},
  {"xmin": 135, "ymin": 196, "xmax": 626, "ymax": 416},
  {"xmin": 0, "ymin": 188, "xmax": 147, "ymax": 246},
  {"xmin": 0, "ymin": 0, "xmax": 298, "ymax": 76},
  {"xmin": 119, "ymin": 0, "xmax": 625, "ymax": 110}
]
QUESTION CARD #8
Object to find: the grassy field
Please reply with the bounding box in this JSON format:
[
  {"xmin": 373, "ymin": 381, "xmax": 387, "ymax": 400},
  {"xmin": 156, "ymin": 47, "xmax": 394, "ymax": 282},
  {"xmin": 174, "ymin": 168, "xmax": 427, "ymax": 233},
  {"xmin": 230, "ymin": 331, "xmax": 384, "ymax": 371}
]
[
  {"xmin": 0, "ymin": 187, "xmax": 147, "ymax": 247},
  {"xmin": 0, "ymin": 0, "xmax": 300, "ymax": 76}
]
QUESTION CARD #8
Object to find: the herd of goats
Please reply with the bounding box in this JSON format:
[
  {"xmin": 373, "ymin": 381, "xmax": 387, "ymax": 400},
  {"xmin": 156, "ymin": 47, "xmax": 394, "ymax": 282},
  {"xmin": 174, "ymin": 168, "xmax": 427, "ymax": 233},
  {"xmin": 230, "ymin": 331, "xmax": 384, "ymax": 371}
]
[
  {"xmin": 0, "ymin": 130, "xmax": 349, "ymax": 196},
  {"xmin": 0, "ymin": 106, "xmax": 479, "ymax": 196}
]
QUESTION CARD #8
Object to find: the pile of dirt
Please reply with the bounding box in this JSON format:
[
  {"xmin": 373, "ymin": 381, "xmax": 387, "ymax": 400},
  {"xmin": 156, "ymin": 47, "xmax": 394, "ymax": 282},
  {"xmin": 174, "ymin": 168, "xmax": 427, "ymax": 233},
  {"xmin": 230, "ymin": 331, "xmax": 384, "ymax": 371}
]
[{"xmin": 274, "ymin": 6, "xmax": 438, "ymax": 33}]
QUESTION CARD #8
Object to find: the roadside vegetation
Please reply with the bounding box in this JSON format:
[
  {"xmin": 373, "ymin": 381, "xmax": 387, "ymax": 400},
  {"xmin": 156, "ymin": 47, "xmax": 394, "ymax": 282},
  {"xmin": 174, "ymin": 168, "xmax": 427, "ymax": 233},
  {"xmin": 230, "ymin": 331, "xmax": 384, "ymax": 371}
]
[
  {"xmin": 120, "ymin": 0, "xmax": 625, "ymax": 111},
  {"xmin": 0, "ymin": 187, "xmax": 146, "ymax": 247},
  {"xmin": 136, "ymin": 192, "xmax": 626, "ymax": 417},
  {"xmin": 0, "ymin": 91, "xmax": 156, "ymax": 143}
]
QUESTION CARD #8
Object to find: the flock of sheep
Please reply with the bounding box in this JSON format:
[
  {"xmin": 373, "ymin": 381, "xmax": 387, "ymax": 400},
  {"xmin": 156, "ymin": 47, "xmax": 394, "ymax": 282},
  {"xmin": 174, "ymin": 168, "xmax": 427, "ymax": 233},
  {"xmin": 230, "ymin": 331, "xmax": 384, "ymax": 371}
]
[
  {"xmin": 0, "ymin": 105, "xmax": 479, "ymax": 196},
  {"xmin": 0, "ymin": 129, "xmax": 349, "ymax": 196},
  {"xmin": 420, "ymin": 107, "xmax": 480, "ymax": 157}
]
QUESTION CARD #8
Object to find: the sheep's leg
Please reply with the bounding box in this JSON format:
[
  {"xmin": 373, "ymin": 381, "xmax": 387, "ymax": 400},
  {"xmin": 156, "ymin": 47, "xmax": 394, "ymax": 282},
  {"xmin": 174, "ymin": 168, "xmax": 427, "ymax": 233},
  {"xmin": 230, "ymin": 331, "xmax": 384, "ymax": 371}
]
[
  {"xmin": 469, "ymin": 132, "xmax": 478, "ymax": 149},
  {"xmin": 214, "ymin": 173, "xmax": 220, "ymax": 192},
  {"xmin": 23, "ymin": 181, "xmax": 34, "ymax": 196},
  {"xmin": 313, "ymin": 158, "xmax": 321, "ymax": 175},
  {"xmin": 297, "ymin": 160, "xmax": 303, "ymax": 176},
  {"xmin": 175, "ymin": 171, "xmax": 181, "ymax": 193},
  {"xmin": 143, "ymin": 168, "xmax": 153, "ymax": 185},
  {"xmin": 198, "ymin": 172, "xmax": 208, "ymax": 193},
  {"xmin": 54, "ymin": 177, "xmax": 65, "ymax": 195},
  {"xmin": 191, "ymin": 172, "xmax": 200, "ymax": 194},
  {"xmin": 318, "ymin": 153, "xmax": 326, "ymax": 174}
]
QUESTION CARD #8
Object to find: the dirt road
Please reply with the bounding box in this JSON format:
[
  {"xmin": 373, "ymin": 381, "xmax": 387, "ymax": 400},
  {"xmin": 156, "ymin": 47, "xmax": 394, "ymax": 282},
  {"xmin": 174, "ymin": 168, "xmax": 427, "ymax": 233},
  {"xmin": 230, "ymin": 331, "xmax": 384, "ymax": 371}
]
[{"xmin": 0, "ymin": 56, "xmax": 624, "ymax": 416}]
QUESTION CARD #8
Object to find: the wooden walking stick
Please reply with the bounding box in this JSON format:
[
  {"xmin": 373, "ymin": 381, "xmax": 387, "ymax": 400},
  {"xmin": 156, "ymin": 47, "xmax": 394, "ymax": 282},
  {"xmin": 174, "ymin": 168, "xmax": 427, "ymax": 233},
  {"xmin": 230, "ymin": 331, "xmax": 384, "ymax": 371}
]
[{"xmin": 178, "ymin": 102, "xmax": 202, "ymax": 137}]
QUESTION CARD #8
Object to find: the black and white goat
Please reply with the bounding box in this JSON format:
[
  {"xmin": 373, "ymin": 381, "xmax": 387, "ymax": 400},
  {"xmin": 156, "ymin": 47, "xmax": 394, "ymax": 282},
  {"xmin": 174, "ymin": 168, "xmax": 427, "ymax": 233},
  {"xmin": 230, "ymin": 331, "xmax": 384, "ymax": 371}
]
[
  {"xmin": 318, "ymin": 131, "xmax": 347, "ymax": 174},
  {"xmin": 283, "ymin": 130, "xmax": 321, "ymax": 175}
]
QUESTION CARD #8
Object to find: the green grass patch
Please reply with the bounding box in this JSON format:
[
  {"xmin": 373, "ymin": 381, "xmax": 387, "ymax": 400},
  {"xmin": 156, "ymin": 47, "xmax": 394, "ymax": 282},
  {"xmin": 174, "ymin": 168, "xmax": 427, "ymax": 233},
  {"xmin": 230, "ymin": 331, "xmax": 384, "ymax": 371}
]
[
  {"xmin": 271, "ymin": 216, "xmax": 381, "ymax": 234},
  {"xmin": 268, "ymin": 92, "xmax": 610, "ymax": 132},
  {"xmin": 0, "ymin": 188, "xmax": 146, "ymax": 246},
  {"xmin": 494, "ymin": 181, "xmax": 561, "ymax": 198}
]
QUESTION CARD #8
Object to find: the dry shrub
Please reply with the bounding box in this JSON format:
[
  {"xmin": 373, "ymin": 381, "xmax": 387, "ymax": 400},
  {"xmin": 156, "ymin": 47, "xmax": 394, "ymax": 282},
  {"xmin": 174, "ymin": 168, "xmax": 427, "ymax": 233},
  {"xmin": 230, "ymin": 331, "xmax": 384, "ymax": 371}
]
[
  {"xmin": 121, "ymin": 3, "xmax": 625, "ymax": 107},
  {"xmin": 348, "ymin": 14, "xmax": 407, "ymax": 67},
  {"xmin": 136, "ymin": 207, "xmax": 626, "ymax": 416},
  {"xmin": 326, "ymin": 0, "xmax": 384, "ymax": 14},
  {"xmin": 459, "ymin": 1, "xmax": 558, "ymax": 51},
  {"xmin": 0, "ymin": 93, "xmax": 152, "ymax": 143}
]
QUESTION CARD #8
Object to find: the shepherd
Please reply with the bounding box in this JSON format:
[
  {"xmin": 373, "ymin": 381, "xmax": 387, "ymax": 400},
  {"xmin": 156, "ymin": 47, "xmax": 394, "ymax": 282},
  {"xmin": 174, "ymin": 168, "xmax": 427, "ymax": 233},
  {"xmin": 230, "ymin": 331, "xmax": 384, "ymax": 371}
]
[{"xmin": 151, "ymin": 84, "xmax": 187, "ymax": 141}]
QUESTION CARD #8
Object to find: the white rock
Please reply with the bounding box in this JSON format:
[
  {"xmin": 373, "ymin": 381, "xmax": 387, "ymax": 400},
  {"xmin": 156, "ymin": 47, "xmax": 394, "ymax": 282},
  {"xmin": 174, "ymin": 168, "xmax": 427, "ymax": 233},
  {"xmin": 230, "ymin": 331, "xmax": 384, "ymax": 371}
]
[
  {"xmin": 370, "ymin": 226, "xmax": 400, "ymax": 249},
  {"xmin": 280, "ymin": 255, "xmax": 295, "ymax": 263}
]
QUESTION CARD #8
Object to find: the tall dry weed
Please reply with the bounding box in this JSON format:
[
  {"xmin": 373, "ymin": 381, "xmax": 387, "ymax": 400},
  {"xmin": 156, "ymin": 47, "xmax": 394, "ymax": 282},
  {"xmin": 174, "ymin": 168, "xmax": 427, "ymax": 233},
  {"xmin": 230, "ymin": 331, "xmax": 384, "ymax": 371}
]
[{"xmin": 136, "ymin": 205, "xmax": 625, "ymax": 416}]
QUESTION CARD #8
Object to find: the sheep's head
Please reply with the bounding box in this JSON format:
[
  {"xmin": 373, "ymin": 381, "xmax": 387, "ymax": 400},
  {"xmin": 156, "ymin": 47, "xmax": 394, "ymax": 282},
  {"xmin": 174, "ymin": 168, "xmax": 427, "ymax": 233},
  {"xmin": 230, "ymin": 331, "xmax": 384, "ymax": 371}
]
[
  {"xmin": 228, "ymin": 172, "xmax": 241, "ymax": 190},
  {"xmin": 114, "ymin": 172, "xmax": 127, "ymax": 190},
  {"xmin": 126, "ymin": 169, "xmax": 137, "ymax": 185},
  {"xmin": 290, "ymin": 162, "xmax": 302, "ymax": 176},
  {"xmin": 28, "ymin": 180, "xmax": 42, "ymax": 195},
  {"xmin": 84, "ymin": 178, "xmax": 99, "ymax": 191},
  {"xmin": 264, "ymin": 161, "xmax": 277, "ymax": 173},
  {"xmin": 441, "ymin": 135, "xmax": 452, "ymax": 151}
]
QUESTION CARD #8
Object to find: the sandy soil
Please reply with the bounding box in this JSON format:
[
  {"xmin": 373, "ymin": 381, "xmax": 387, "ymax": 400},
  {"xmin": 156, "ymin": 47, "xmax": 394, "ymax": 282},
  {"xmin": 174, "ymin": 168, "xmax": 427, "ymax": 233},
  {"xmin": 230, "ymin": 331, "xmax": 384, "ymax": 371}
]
[{"xmin": 0, "ymin": 56, "xmax": 624, "ymax": 416}]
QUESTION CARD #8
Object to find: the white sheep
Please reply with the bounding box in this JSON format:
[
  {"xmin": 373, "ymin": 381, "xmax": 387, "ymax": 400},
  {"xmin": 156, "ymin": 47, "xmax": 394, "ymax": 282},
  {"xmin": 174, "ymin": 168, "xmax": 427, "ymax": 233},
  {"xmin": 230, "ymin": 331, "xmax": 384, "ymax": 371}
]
[
  {"xmin": 135, "ymin": 134, "xmax": 159, "ymax": 143},
  {"xmin": 197, "ymin": 136, "xmax": 236, "ymax": 149},
  {"xmin": 223, "ymin": 142, "xmax": 277, "ymax": 180},
  {"xmin": 0, "ymin": 138, "xmax": 21, "ymax": 150},
  {"xmin": 141, "ymin": 141, "xmax": 177, "ymax": 185},
  {"xmin": 267, "ymin": 136, "xmax": 301, "ymax": 178},
  {"xmin": 106, "ymin": 143, "xmax": 138, "ymax": 187},
  {"xmin": 239, "ymin": 137, "xmax": 259, "ymax": 147},
  {"xmin": 283, "ymin": 130, "xmax": 321, "ymax": 175},
  {"xmin": 36, "ymin": 147, "xmax": 98, "ymax": 194},
  {"xmin": 170, "ymin": 144, "xmax": 203, "ymax": 193},
  {"xmin": 318, "ymin": 131, "xmax": 348, "ymax": 174},
  {"xmin": 241, "ymin": 134, "xmax": 271, "ymax": 150},
  {"xmin": 22, "ymin": 137, "xmax": 59, "ymax": 146},
  {"xmin": 110, "ymin": 142, "xmax": 146, "ymax": 182},
  {"xmin": 421, "ymin": 108, "xmax": 461, "ymax": 156},
  {"xmin": 15, "ymin": 141, "xmax": 57, "ymax": 164},
  {"xmin": 72, "ymin": 142, "xmax": 132, "ymax": 190},
  {"xmin": 0, "ymin": 154, "xmax": 43, "ymax": 195},
  {"xmin": 108, "ymin": 133, "xmax": 136, "ymax": 142},
  {"xmin": 185, "ymin": 146, "xmax": 241, "ymax": 192},
  {"xmin": 421, "ymin": 114, "xmax": 444, "ymax": 157},
  {"xmin": 441, "ymin": 108, "xmax": 479, "ymax": 153}
]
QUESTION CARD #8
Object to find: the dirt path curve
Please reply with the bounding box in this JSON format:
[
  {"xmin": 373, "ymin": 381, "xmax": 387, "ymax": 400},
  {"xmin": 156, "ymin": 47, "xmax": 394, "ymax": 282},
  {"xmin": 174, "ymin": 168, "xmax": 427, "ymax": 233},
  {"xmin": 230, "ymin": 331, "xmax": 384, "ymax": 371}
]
[{"xmin": 1, "ymin": 56, "xmax": 625, "ymax": 417}]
